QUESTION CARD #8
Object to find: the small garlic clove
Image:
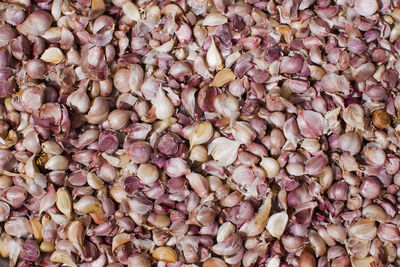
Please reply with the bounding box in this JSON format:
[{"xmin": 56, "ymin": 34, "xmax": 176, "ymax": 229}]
[
  {"xmin": 354, "ymin": 0, "xmax": 378, "ymax": 17},
  {"xmin": 152, "ymin": 246, "xmax": 178, "ymax": 263},
  {"xmin": 152, "ymin": 89, "xmax": 175, "ymax": 120},
  {"xmin": 189, "ymin": 121, "xmax": 214, "ymax": 149},
  {"xmin": 30, "ymin": 218, "xmax": 43, "ymax": 242},
  {"xmin": 40, "ymin": 47, "xmax": 65, "ymax": 64},
  {"xmin": 74, "ymin": 196, "xmax": 102, "ymax": 214},
  {"xmin": 202, "ymin": 257, "xmax": 228, "ymax": 267},
  {"xmin": 16, "ymin": 10, "xmax": 53, "ymax": 37},
  {"xmin": 343, "ymin": 103, "xmax": 365, "ymax": 130},
  {"xmin": 203, "ymin": 13, "xmax": 228, "ymax": 26},
  {"xmin": 260, "ymin": 157, "xmax": 281, "ymax": 179},
  {"xmin": 206, "ymin": 37, "xmax": 224, "ymax": 71},
  {"xmin": 41, "ymin": 140, "xmax": 63, "ymax": 155},
  {"xmin": 245, "ymin": 194, "xmax": 272, "ymax": 236},
  {"xmin": 194, "ymin": 55, "xmax": 213, "ymax": 78},
  {"xmin": 351, "ymin": 257, "xmax": 374, "ymax": 267},
  {"xmin": 56, "ymin": 188, "xmax": 72, "ymax": 218},
  {"xmin": 50, "ymin": 250, "xmax": 77, "ymax": 267},
  {"xmin": 208, "ymin": 137, "xmax": 240, "ymax": 166},
  {"xmin": 40, "ymin": 241, "xmax": 55, "ymax": 253},
  {"xmin": 66, "ymin": 89, "xmax": 90, "ymax": 114},
  {"xmin": 213, "ymin": 94, "xmax": 239, "ymax": 117},
  {"xmin": 186, "ymin": 172, "xmax": 209, "ymax": 198},
  {"xmin": 129, "ymin": 64, "xmax": 144, "ymax": 91},
  {"xmin": 266, "ymin": 211, "xmax": 288, "ymax": 238},
  {"xmin": 51, "ymin": 0, "xmax": 63, "ymax": 20},
  {"xmin": 137, "ymin": 163, "xmax": 159, "ymax": 185},
  {"xmin": 152, "ymin": 39, "xmax": 175, "ymax": 53},
  {"xmin": 45, "ymin": 155, "xmax": 69, "ymax": 171},
  {"xmin": 67, "ymin": 221, "xmax": 85, "ymax": 253},
  {"xmin": 216, "ymin": 222, "xmax": 235, "ymax": 243},
  {"xmin": 232, "ymin": 121, "xmax": 257, "ymax": 144},
  {"xmin": 122, "ymin": 1, "xmax": 141, "ymax": 21},
  {"xmin": 211, "ymin": 69, "xmax": 236, "ymax": 87},
  {"xmin": 87, "ymin": 172, "xmax": 104, "ymax": 190},
  {"xmin": 349, "ymin": 219, "xmax": 377, "ymax": 240}
]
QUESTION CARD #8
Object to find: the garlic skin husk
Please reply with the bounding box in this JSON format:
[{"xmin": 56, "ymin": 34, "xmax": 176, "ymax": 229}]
[{"xmin": 152, "ymin": 88, "xmax": 175, "ymax": 120}]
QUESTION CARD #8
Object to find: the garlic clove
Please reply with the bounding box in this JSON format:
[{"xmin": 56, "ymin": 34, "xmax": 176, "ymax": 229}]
[
  {"xmin": 152, "ymin": 246, "xmax": 177, "ymax": 263},
  {"xmin": 206, "ymin": 37, "xmax": 224, "ymax": 71},
  {"xmin": 266, "ymin": 211, "xmax": 288, "ymax": 238},
  {"xmin": 189, "ymin": 121, "xmax": 214, "ymax": 149},
  {"xmin": 56, "ymin": 188, "xmax": 72, "ymax": 218},
  {"xmin": 41, "ymin": 47, "xmax": 65, "ymax": 64},
  {"xmin": 211, "ymin": 69, "xmax": 236, "ymax": 87}
]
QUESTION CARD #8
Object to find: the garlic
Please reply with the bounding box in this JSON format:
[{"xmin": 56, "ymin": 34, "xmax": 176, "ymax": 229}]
[
  {"xmin": 30, "ymin": 218, "xmax": 43, "ymax": 242},
  {"xmin": 74, "ymin": 196, "xmax": 102, "ymax": 214},
  {"xmin": 40, "ymin": 241, "xmax": 55, "ymax": 253},
  {"xmin": 343, "ymin": 103, "xmax": 365, "ymax": 130},
  {"xmin": 266, "ymin": 211, "xmax": 288, "ymax": 238},
  {"xmin": 208, "ymin": 137, "xmax": 240, "ymax": 166},
  {"xmin": 354, "ymin": 0, "xmax": 378, "ymax": 17},
  {"xmin": 152, "ymin": 89, "xmax": 175, "ymax": 120},
  {"xmin": 260, "ymin": 157, "xmax": 281, "ymax": 178},
  {"xmin": 349, "ymin": 219, "xmax": 376, "ymax": 240},
  {"xmin": 211, "ymin": 69, "xmax": 236, "ymax": 87},
  {"xmin": 206, "ymin": 37, "xmax": 224, "ymax": 71},
  {"xmin": 232, "ymin": 121, "xmax": 257, "ymax": 144},
  {"xmin": 16, "ymin": 10, "xmax": 53, "ymax": 36},
  {"xmin": 112, "ymin": 233, "xmax": 132, "ymax": 251},
  {"xmin": 351, "ymin": 257, "xmax": 374, "ymax": 267},
  {"xmin": 51, "ymin": 0, "xmax": 62, "ymax": 20},
  {"xmin": 189, "ymin": 145, "xmax": 209, "ymax": 162},
  {"xmin": 67, "ymin": 89, "xmax": 90, "ymax": 114},
  {"xmin": 85, "ymin": 97, "xmax": 110, "ymax": 124},
  {"xmin": 203, "ymin": 258, "xmax": 228, "ymax": 267},
  {"xmin": 87, "ymin": 172, "xmax": 104, "ymax": 190},
  {"xmin": 67, "ymin": 221, "xmax": 84, "ymax": 253},
  {"xmin": 122, "ymin": 1, "xmax": 140, "ymax": 21},
  {"xmin": 114, "ymin": 69, "xmax": 132, "ymax": 93},
  {"xmin": 213, "ymin": 94, "xmax": 239, "ymax": 118},
  {"xmin": 41, "ymin": 47, "xmax": 65, "ymax": 64},
  {"xmin": 216, "ymin": 222, "xmax": 235, "ymax": 243},
  {"xmin": 108, "ymin": 109, "xmax": 131, "ymax": 130},
  {"xmin": 137, "ymin": 163, "xmax": 159, "ymax": 185},
  {"xmin": 41, "ymin": 141, "xmax": 63, "ymax": 155},
  {"xmin": 186, "ymin": 172, "xmax": 209, "ymax": 198},
  {"xmin": 152, "ymin": 246, "xmax": 177, "ymax": 263},
  {"xmin": 56, "ymin": 188, "xmax": 72, "ymax": 218},
  {"xmin": 129, "ymin": 64, "xmax": 144, "ymax": 91},
  {"xmin": 49, "ymin": 251, "xmax": 77, "ymax": 267},
  {"xmin": 189, "ymin": 121, "xmax": 214, "ymax": 149},
  {"xmin": 301, "ymin": 139, "xmax": 320, "ymax": 154},
  {"xmin": 45, "ymin": 155, "xmax": 69, "ymax": 171},
  {"xmin": 152, "ymin": 39, "xmax": 175, "ymax": 53},
  {"xmin": 203, "ymin": 13, "xmax": 228, "ymax": 26}
]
